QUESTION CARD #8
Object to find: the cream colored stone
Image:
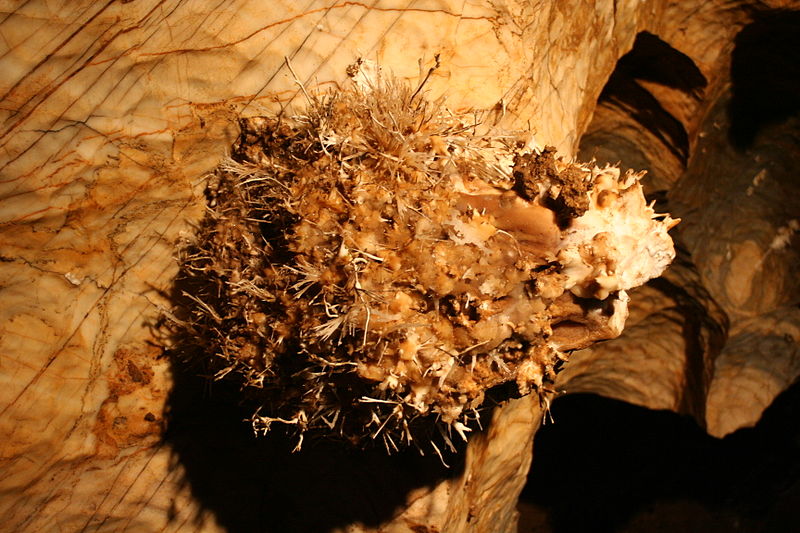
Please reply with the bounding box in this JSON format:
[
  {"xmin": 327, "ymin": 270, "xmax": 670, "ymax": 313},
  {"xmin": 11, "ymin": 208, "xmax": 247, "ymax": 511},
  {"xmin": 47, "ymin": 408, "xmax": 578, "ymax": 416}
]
[
  {"xmin": 2, "ymin": 0, "xmax": 800, "ymax": 531},
  {"xmin": 706, "ymin": 307, "xmax": 800, "ymax": 437}
]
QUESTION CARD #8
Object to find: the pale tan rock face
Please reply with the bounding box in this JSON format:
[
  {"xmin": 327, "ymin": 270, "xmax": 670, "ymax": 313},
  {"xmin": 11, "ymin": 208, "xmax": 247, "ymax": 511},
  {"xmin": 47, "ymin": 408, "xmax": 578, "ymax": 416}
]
[{"xmin": 2, "ymin": 1, "xmax": 798, "ymax": 532}]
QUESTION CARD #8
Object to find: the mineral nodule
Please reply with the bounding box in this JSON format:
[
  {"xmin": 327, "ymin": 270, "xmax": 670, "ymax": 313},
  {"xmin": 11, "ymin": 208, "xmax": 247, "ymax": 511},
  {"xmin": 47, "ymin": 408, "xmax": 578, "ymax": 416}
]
[{"xmin": 170, "ymin": 64, "xmax": 677, "ymax": 454}]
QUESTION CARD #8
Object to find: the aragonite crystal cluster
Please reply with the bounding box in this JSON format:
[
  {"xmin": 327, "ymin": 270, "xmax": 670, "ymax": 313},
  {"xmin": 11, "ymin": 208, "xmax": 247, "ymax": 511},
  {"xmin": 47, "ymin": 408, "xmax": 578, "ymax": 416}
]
[{"xmin": 173, "ymin": 64, "xmax": 677, "ymax": 453}]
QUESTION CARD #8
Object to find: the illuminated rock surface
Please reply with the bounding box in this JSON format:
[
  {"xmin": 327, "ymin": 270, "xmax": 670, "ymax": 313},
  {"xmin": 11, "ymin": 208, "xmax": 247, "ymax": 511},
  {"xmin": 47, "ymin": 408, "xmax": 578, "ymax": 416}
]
[{"xmin": 1, "ymin": 1, "xmax": 798, "ymax": 532}]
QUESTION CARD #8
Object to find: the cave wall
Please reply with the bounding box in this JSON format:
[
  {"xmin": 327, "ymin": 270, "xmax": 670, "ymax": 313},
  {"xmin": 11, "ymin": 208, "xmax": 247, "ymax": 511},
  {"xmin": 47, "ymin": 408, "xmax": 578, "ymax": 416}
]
[{"xmin": 1, "ymin": 1, "xmax": 798, "ymax": 531}]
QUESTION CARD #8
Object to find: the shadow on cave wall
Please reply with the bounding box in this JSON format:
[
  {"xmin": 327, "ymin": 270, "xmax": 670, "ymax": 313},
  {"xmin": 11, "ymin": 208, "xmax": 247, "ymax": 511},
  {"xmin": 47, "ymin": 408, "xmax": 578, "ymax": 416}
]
[
  {"xmin": 161, "ymin": 330, "xmax": 468, "ymax": 533},
  {"xmin": 518, "ymin": 383, "xmax": 800, "ymax": 533}
]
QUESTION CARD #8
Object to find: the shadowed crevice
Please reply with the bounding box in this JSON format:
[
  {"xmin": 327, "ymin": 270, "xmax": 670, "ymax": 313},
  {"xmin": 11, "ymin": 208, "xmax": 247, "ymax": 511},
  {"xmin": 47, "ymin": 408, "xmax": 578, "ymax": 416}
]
[
  {"xmin": 519, "ymin": 383, "xmax": 800, "ymax": 533},
  {"xmin": 729, "ymin": 10, "xmax": 800, "ymax": 149}
]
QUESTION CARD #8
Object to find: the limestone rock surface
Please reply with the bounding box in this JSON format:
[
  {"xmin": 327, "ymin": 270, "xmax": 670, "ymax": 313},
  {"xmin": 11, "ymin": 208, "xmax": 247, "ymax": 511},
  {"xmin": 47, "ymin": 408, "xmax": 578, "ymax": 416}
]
[{"xmin": 2, "ymin": 1, "xmax": 798, "ymax": 532}]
